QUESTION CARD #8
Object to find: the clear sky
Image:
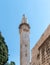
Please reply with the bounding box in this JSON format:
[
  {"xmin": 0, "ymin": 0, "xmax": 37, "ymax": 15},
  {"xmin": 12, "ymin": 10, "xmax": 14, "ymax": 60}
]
[{"xmin": 0, "ymin": 0, "xmax": 50, "ymax": 65}]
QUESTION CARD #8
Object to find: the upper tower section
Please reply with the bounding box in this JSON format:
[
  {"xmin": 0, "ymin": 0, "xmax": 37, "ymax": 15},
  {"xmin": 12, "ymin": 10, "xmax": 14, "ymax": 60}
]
[{"xmin": 19, "ymin": 14, "xmax": 30, "ymax": 34}]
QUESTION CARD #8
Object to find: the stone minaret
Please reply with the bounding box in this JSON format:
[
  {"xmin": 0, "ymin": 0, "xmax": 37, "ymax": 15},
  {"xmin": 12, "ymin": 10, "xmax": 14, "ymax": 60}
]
[{"xmin": 19, "ymin": 15, "xmax": 30, "ymax": 65}]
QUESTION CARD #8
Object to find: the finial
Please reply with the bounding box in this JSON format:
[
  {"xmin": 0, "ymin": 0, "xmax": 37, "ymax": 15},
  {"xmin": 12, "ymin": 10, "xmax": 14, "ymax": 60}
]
[
  {"xmin": 22, "ymin": 14, "xmax": 27, "ymax": 23},
  {"xmin": 23, "ymin": 14, "xmax": 25, "ymax": 18}
]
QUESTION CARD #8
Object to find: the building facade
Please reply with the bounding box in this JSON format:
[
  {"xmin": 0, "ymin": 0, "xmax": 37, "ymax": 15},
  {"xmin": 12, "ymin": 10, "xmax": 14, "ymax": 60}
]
[
  {"xmin": 19, "ymin": 15, "xmax": 30, "ymax": 65},
  {"xmin": 31, "ymin": 25, "xmax": 50, "ymax": 65}
]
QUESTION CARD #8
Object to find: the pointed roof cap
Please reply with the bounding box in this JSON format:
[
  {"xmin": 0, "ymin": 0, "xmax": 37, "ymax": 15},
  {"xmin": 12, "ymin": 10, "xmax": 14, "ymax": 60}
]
[
  {"xmin": 19, "ymin": 14, "xmax": 30, "ymax": 29},
  {"xmin": 22, "ymin": 14, "xmax": 27, "ymax": 23}
]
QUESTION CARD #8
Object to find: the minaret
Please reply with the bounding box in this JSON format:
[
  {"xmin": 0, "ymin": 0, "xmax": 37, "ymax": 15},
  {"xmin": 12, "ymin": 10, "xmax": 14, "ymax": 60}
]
[{"xmin": 19, "ymin": 15, "xmax": 30, "ymax": 65}]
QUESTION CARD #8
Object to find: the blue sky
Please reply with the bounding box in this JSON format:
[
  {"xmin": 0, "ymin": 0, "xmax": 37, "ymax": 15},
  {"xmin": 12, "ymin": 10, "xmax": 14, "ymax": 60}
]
[{"xmin": 0, "ymin": 0, "xmax": 50, "ymax": 65}]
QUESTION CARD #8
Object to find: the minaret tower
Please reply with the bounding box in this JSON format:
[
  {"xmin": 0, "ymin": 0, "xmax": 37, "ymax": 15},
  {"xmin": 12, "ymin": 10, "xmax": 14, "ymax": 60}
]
[{"xmin": 19, "ymin": 15, "xmax": 30, "ymax": 65}]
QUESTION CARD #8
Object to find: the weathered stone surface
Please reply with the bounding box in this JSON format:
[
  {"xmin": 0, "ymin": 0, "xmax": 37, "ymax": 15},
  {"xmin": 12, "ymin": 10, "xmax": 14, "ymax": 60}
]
[
  {"xmin": 19, "ymin": 15, "xmax": 30, "ymax": 65},
  {"xmin": 31, "ymin": 25, "xmax": 50, "ymax": 65}
]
